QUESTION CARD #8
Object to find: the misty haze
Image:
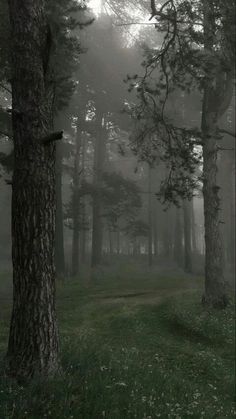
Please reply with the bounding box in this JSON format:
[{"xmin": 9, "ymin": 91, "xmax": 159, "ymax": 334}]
[{"xmin": 0, "ymin": 0, "xmax": 235, "ymax": 418}]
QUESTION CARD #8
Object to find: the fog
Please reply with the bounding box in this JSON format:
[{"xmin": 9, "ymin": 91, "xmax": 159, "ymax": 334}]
[
  {"xmin": 0, "ymin": 1, "xmax": 235, "ymax": 414},
  {"xmin": 0, "ymin": 6, "xmax": 234, "ymax": 280}
]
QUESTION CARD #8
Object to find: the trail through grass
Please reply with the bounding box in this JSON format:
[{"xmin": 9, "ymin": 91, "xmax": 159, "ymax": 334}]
[{"xmin": 0, "ymin": 266, "xmax": 235, "ymax": 418}]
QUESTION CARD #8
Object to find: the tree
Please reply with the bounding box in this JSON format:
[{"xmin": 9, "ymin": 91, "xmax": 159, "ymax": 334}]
[
  {"xmin": 0, "ymin": 0, "xmax": 91, "ymax": 279},
  {"xmin": 128, "ymin": 0, "xmax": 235, "ymax": 308},
  {"xmin": 183, "ymin": 199, "xmax": 193, "ymax": 273},
  {"xmin": 6, "ymin": 0, "xmax": 62, "ymax": 380},
  {"xmin": 71, "ymin": 118, "xmax": 83, "ymax": 275}
]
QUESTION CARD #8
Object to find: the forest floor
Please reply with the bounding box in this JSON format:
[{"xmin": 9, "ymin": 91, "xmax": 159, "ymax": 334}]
[{"xmin": 0, "ymin": 264, "xmax": 235, "ymax": 419}]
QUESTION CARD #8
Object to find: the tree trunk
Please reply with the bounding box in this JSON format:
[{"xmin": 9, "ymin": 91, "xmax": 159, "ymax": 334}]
[
  {"xmin": 80, "ymin": 136, "xmax": 87, "ymax": 264},
  {"xmin": 7, "ymin": 0, "xmax": 59, "ymax": 379},
  {"xmin": 183, "ymin": 200, "xmax": 192, "ymax": 273},
  {"xmin": 55, "ymin": 143, "xmax": 65, "ymax": 278},
  {"xmin": 109, "ymin": 228, "xmax": 114, "ymax": 255},
  {"xmin": 191, "ymin": 199, "xmax": 197, "ymax": 255},
  {"xmin": 91, "ymin": 116, "xmax": 106, "ymax": 267},
  {"xmin": 229, "ymin": 161, "xmax": 235, "ymax": 271},
  {"xmin": 71, "ymin": 125, "xmax": 81, "ymax": 276},
  {"xmin": 174, "ymin": 207, "xmax": 183, "ymax": 268},
  {"xmin": 201, "ymin": 2, "xmax": 230, "ymax": 308},
  {"xmin": 116, "ymin": 227, "xmax": 120, "ymax": 255},
  {"xmin": 148, "ymin": 165, "xmax": 153, "ymax": 266},
  {"xmin": 162, "ymin": 210, "xmax": 171, "ymax": 258},
  {"xmin": 202, "ymin": 107, "xmax": 228, "ymax": 307},
  {"xmin": 153, "ymin": 216, "xmax": 158, "ymax": 257}
]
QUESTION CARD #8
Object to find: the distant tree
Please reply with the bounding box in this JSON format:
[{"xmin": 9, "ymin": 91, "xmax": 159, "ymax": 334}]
[
  {"xmin": 124, "ymin": 219, "xmax": 149, "ymax": 255},
  {"xmin": 101, "ymin": 171, "xmax": 142, "ymax": 230}
]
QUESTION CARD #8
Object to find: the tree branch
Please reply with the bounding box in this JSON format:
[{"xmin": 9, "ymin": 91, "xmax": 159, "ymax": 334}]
[
  {"xmin": 219, "ymin": 128, "xmax": 236, "ymax": 138},
  {"xmin": 41, "ymin": 131, "xmax": 63, "ymax": 145},
  {"xmin": 150, "ymin": 0, "xmax": 174, "ymax": 21},
  {"xmin": 0, "ymin": 83, "xmax": 12, "ymax": 95},
  {"xmin": 0, "ymin": 130, "xmax": 12, "ymax": 139}
]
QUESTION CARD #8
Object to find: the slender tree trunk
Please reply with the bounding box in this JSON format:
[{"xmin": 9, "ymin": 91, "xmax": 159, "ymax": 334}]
[
  {"xmin": 80, "ymin": 136, "xmax": 87, "ymax": 263},
  {"xmin": 116, "ymin": 228, "xmax": 120, "ymax": 255},
  {"xmin": 7, "ymin": 0, "xmax": 59, "ymax": 379},
  {"xmin": 183, "ymin": 200, "xmax": 192, "ymax": 273},
  {"xmin": 191, "ymin": 199, "xmax": 197, "ymax": 255},
  {"xmin": 148, "ymin": 165, "xmax": 153, "ymax": 266},
  {"xmin": 153, "ymin": 216, "xmax": 158, "ymax": 257},
  {"xmin": 91, "ymin": 116, "xmax": 106, "ymax": 267},
  {"xmin": 71, "ymin": 125, "xmax": 81, "ymax": 276},
  {"xmin": 174, "ymin": 207, "xmax": 183, "ymax": 268},
  {"xmin": 109, "ymin": 228, "xmax": 114, "ymax": 255},
  {"xmin": 55, "ymin": 143, "xmax": 65, "ymax": 278},
  {"xmin": 162, "ymin": 210, "xmax": 171, "ymax": 258}
]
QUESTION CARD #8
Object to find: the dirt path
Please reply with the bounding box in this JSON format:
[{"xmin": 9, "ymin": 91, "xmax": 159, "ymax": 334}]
[{"xmin": 91, "ymin": 284, "xmax": 200, "ymax": 306}]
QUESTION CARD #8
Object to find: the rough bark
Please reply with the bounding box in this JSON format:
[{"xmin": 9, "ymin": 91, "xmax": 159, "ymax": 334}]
[
  {"xmin": 7, "ymin": 0, "xmax": 59, "ymax": 379},
  {"xmin": 202, "ymin": 105, "xmax": 228, "ymax": 307},
  {"xmin": 229, "ymin": 161, "xmax": 235, "ymax": 271},
  {"xmin": 201, "ymin": 2, "xmax": 231, "ymax": 308},
  {"xmin": 55, "ymin": 143, "xmax": 65, "ymax": 278}
]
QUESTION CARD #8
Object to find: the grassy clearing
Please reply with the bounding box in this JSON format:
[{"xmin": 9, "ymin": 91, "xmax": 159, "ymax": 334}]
[{"xmin": 0, "ymin": 266, "xmax": 235, "ymax": 418}]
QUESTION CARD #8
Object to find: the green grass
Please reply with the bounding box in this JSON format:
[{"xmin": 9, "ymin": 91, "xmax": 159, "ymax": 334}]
[{"xmin": 0, "ymin": 266, "xmax": 235, "ymax": 418}]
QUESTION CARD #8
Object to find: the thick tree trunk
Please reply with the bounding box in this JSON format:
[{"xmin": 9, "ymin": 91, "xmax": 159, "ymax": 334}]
[
  {"xmin": 7, "ymin": 0, "xmax": 59, "ymax": 379},
  {"xmin": 229, "ymin": 162, "xmax": 235, "ymax": 271},
  {"xmin": 202, "ymin": 107, "xmax": 228, "ymax": 307},
  {"xmin": 201, "ymin": 2, "xmax": 230, "ymax": 308},
  {"xmin": 183, "ymin": 200, "xmax": 192, "ymax": 273},
  {"xmin": 55, "ymin": 144, "xmax": 65, "ymax": 278}
]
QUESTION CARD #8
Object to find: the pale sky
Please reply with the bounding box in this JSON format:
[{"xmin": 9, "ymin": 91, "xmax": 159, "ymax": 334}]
[
  {"xmin": 89, "ymin": 0, "xmax": 102, "ymax": 15},
  {"xmin": 88, "ymin": 0, "xmax": 152, "ymax": 45}
]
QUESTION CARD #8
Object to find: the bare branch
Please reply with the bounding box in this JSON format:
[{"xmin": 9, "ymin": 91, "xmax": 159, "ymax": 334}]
[
  {"xmin": 219, "ymin": 128, "xmax": 236, "ymax": 138},
  {"xmin": 6, "ymin": 108, "xmax": 23, "ymax": 117},
  {"xmin": 0, "ymin": 83, "xmax": 12, "ymax": 95},
  {"xmin": 116, "ymin": 22, "xmax": 157, "ymax": 26},
  {"xmin": 0, "ymin": 130, "xmax": 12, "ymax": 139},
  {"xmin": 41, "ymin": 130, "xmax": 64, "ymax": 145}
]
